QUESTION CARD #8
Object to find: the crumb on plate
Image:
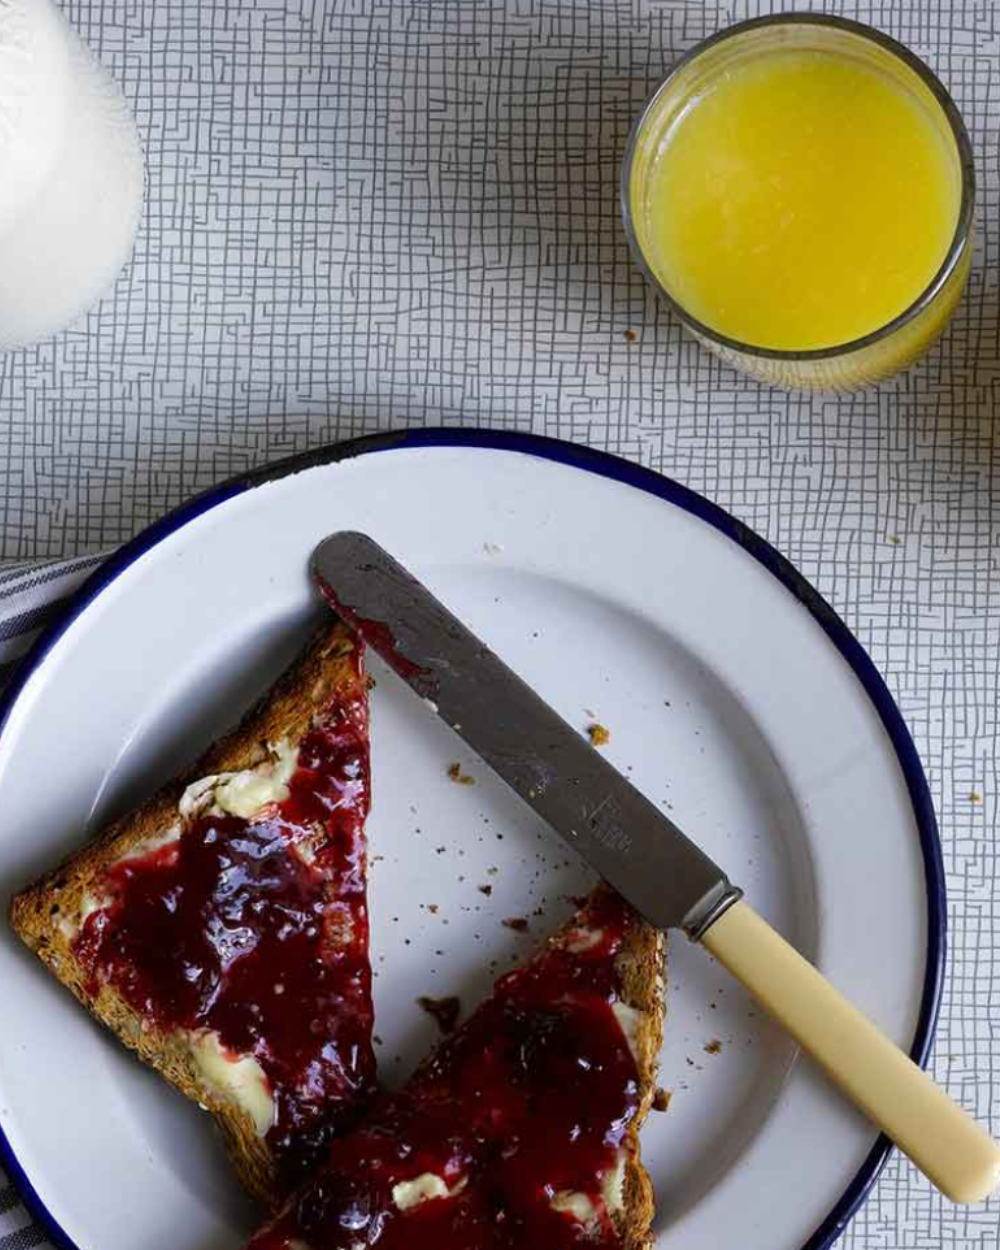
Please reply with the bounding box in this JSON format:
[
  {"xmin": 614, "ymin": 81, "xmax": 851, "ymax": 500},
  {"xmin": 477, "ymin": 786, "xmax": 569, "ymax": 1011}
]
[
  {"xmin": 417, "ymin": 995, "xmax": 462, "ymax": 1034},
  {"xmin": 448, "ymin": 762, "xmax": 475, "ymax": 785}
]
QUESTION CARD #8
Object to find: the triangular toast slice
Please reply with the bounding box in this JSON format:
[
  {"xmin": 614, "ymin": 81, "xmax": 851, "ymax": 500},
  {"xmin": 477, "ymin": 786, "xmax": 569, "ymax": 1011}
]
[
  {"xmin": 9, "ymin": 622, "xmax": 376, "ymax": 1207},
  {"xmin": 248, "ymin": 887, "xmax": 665, "ymax": 1250}
]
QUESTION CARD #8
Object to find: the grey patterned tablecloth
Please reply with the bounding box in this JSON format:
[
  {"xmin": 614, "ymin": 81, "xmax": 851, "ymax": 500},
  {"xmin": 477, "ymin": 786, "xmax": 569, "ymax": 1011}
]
[{"xmin": 1, "ymin": 0, "xmax": 999, "ymax": 1246}]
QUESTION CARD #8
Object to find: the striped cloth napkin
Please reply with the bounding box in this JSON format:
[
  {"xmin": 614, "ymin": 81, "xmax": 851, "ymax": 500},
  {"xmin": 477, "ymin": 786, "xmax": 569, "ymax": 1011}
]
[{"xmin": 0, "ymin": 556, "xmax": 107, "ymax": 692}]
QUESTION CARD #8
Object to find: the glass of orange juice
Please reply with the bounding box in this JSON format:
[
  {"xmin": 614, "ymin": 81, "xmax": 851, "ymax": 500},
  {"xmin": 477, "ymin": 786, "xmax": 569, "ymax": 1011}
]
[{"xmin": 622, "ymin": 14, "xmax": 975, "ymax": 391}]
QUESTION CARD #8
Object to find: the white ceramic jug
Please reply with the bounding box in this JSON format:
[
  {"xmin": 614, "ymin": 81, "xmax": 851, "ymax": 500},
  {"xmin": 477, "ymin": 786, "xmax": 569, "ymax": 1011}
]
[{"xmin": 0, "ymin": 0, "xmax": 144, "ymax": 350}]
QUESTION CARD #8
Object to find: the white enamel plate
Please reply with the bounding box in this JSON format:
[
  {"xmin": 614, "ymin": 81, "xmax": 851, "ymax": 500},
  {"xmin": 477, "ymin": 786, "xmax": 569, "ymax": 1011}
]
[{"xmin": 0, "ymin": 433, "xmax": 942, "ymax": 1250}]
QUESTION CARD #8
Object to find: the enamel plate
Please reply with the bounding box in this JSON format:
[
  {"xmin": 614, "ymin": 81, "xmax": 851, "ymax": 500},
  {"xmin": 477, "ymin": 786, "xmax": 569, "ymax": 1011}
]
[{"xmin": 0, "ymin": 432, "xmax": 942, "ymax": 1250}]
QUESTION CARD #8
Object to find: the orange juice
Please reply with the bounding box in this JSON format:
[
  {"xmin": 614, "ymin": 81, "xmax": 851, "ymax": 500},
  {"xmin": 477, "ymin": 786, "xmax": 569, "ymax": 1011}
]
[
  {"xmin": 643, "ymin": 49, "xmax": 960, "ymax": 351},
  {"xmin": 624, "ymin": 18, "xmax": 974, "ymax": 388}
]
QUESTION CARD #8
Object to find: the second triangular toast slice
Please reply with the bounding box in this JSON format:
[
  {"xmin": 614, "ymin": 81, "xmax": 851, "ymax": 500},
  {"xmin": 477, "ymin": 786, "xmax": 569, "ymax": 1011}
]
[
  {"xmin": 9, "ymin": 622, "xmax": 377, "ymax": 1206},
  {"xmin": 248, "ymin": 886, "xmax": 665, "ymax": 1249}
]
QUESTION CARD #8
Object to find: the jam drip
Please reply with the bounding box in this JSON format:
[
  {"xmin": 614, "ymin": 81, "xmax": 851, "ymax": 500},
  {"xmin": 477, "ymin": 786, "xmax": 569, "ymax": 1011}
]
[
  {"xmin": 250, "ymin": 891, "xmax": 640, "ymax": 1250},
  {"xmin": 73, "ymin": 668, "xmax": 375, "ymax": 1191}
]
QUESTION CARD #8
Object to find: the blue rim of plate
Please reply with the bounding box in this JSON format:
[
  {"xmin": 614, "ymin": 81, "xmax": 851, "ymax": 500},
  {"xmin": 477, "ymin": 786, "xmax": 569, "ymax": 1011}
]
[{"xmin": 0, "ymin": 428, "xmax": 945, "ymax": 1250}]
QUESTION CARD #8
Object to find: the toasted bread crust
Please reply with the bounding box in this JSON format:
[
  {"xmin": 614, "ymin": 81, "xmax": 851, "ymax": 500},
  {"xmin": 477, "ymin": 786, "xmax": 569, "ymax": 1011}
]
[
  {"xmin": 612, "ymin": 898, "xmax": 666, "ymax": 1250},
  {"xmin": 8, "ymin": 620, "xmax": 364, "ymax": 1209}
]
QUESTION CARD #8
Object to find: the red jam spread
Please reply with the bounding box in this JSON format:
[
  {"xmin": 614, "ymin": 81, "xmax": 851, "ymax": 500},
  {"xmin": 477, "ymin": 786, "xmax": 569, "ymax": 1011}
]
[
  {"xmin": 73, "ymin": 663, "xmax": 375, "ymax": 1191},
  {"xmin": 249, "ymin": 891, "xmax": 640, "ymax": 1250},
  {"xmin": 315, "ymin": 576, "xmax": 433, "ymax": 690}
]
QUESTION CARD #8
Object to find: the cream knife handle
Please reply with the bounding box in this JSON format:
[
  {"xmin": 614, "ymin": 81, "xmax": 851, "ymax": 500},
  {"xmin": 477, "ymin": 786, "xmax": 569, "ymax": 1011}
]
[{"xmin": 701, "ymin": 900, "xmax": 1000, "ymax": 1203}]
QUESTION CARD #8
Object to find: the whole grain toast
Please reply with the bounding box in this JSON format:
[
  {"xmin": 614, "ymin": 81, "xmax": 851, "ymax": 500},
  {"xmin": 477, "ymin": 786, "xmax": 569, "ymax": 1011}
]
[
  {"xmin": 248, "ymin": 886, "xmax": 666, "ymax": 1250},
  {"xmin": 9, "ymin": 620, "xmax": 377, "ymax": 1209}
]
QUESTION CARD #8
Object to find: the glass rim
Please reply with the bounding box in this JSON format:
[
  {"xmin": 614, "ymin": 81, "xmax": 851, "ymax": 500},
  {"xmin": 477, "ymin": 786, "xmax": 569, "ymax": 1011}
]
[{"xmin": 620, "ymin": 12, "xmax": 977, "ymax": 363}]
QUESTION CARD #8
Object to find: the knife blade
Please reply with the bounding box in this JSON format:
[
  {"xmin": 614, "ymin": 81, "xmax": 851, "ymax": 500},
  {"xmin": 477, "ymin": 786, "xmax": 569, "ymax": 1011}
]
[
  {"xmin": 311, "ymin": 529, "xmax": 1000, "ymax": 1206},
  {"xmin": 312, "ymin": 529, "xmax": 740, "ymax": 938}
]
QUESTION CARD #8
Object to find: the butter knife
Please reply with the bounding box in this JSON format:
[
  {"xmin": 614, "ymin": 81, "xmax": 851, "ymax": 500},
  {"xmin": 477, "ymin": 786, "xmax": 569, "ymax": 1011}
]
[{"xmin": 312, "ymin": 530, "xmax": 1000, "ymax": 1204}]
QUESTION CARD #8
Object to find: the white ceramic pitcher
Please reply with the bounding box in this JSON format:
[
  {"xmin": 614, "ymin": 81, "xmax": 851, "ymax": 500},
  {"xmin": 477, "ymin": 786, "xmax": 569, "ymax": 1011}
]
[{"xmin": 0, "ymin": 0, "xmax": 144, "ymax": 350}]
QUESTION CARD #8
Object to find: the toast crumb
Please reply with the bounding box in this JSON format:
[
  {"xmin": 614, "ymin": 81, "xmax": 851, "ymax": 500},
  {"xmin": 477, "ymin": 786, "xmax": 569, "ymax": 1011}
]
[
  {"xmin": 447, "ymin": 762, "xmax": 475, "ymax": 785},
  {"xmin": 417, "ymin": 995, "xmax": 462, "ymax": 1034},
  {"xmin": 587, "ymin": 722, "xmax": 611, "ymax": 747}
]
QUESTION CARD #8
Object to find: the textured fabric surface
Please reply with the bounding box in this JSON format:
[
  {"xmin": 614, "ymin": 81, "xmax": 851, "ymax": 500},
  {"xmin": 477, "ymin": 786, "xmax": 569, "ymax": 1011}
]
[{"xmin": 1, "ymin": 0, "xmax": 999, "ymax": 1246}]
